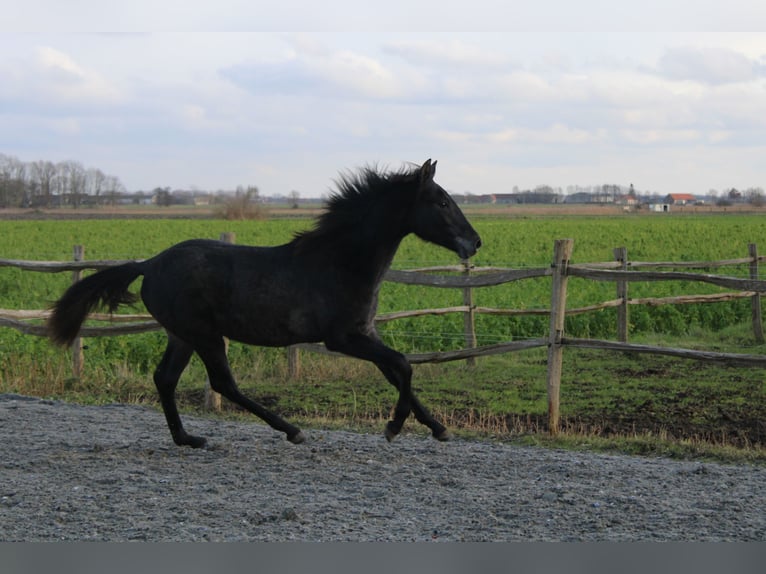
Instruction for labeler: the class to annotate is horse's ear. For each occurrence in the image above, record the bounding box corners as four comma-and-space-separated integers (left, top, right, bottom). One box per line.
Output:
419, 159, 437, 185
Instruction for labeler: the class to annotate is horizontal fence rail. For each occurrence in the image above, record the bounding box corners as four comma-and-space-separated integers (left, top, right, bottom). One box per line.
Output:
1, 237, 765, 433
568, 266, 766, 291
563, 337, 766, 368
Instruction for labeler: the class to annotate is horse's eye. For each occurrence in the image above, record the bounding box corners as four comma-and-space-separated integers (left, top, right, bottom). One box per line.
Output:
439, 200, 448, 208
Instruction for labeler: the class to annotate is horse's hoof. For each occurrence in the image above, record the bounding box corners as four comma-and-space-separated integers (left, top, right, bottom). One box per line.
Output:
179, 435, 207, 449
434, 429, 451, 442
384, 423, 398, 442
288, 431, 306, 445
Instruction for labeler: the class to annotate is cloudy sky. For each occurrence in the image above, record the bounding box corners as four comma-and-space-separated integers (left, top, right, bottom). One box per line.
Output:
2, 1, 765, 197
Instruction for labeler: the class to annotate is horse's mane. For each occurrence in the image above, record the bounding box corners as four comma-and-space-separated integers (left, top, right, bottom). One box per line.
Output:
292, 164, 420, 250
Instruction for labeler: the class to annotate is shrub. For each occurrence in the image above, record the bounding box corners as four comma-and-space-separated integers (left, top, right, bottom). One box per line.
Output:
213, 188, 268, 220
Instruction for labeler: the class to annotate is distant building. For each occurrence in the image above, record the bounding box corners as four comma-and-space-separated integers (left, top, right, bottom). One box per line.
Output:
648, 203, 671, 213
664, 193, 697, 205
564, 192, 593, 204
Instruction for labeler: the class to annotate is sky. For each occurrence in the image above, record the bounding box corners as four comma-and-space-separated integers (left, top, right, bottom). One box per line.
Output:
2, 1, 766, 197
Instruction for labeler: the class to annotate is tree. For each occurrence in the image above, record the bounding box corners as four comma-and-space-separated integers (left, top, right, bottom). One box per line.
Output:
30, 160, 57, 207
0, 155, 126, 209
214, 185, 266, 220
288, 190, 300, 209
745, 187, 764, 207
0, 154, 22, 207
0, 154, 29, 207
87, 168, 107, 205
154, 187, 172, 207
58, 160, 87, 208
104, 175, 125, 206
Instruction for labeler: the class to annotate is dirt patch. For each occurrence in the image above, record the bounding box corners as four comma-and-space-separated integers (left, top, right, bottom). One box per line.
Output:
2, 394, 765, 541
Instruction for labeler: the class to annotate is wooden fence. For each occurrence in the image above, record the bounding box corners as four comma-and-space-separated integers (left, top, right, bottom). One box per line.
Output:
2, 237, 766, 434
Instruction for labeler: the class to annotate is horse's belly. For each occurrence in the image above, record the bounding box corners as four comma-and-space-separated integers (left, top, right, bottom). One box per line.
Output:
223, 307, 323, 347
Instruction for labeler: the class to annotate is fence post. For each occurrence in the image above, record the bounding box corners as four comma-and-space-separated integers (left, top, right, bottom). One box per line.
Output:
204, 232, 236, 412
462, 258, 477, 366
613, 247, 629, 343
749, 243, 764, 344
287, 346, 300, 379
71, 245, 85, 378
546, 238, 574, 436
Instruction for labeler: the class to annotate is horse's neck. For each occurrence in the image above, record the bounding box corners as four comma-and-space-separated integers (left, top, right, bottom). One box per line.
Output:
293, 196, 409, 284
348, 230, 403, 283
370, 237, 403, 284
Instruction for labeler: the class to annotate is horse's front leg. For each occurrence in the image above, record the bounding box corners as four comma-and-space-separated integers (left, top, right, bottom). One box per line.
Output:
376, 362, 449, 441
326, 333, 447, 441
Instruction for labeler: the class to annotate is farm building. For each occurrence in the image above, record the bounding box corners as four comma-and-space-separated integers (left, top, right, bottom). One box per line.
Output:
664, 193, 697, 205
648, 203, 671, 213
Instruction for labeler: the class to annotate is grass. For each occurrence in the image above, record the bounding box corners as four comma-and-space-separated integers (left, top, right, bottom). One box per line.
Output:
0, 214, 761, 371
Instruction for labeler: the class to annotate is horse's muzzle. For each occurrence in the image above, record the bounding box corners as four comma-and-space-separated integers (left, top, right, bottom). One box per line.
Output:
456, 235, 482, 259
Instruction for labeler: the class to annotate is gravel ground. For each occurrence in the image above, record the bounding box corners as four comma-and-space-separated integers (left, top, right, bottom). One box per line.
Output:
1, 393, 764, 541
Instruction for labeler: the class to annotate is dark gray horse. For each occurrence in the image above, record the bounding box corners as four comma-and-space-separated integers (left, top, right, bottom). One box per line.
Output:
48, 160, 481, 448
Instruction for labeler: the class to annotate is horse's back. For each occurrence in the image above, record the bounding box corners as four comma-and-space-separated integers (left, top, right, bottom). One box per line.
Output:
139, 239, 329, 345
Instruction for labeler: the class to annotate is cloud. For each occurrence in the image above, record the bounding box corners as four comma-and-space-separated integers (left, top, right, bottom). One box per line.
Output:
221, 38, 423, 102
37, 46, 123, 103
222, 37, 528, 106
383, 40, 518, 71
619, 128, 702, 145
218, 35, 766, 167
37, 46, 86, 78
436, 123, 601, 146
658, 46, 761, 85
318, 50, 404, 98
0, 44, 123, 113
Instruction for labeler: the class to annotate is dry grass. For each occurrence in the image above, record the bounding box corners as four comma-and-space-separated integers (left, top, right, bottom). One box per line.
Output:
212, 195, 269, 220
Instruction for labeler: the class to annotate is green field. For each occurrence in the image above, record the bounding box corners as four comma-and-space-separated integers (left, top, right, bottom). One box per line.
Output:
1, 213, 764, 370
1, 213, 763, 342
1, 213, 765, 458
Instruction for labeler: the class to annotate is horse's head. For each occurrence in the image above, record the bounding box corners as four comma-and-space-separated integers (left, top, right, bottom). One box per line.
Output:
409, 159, 482, 260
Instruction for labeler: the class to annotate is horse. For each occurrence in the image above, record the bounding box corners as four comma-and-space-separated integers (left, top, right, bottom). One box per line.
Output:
48, 159, 482, 448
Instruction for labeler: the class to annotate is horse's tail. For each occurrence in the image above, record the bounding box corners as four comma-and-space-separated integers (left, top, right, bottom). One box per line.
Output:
48, 262, 144, 347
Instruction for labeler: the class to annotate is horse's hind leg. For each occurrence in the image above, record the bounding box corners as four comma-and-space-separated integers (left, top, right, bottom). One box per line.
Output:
195, 340, 305, 444
153, 334, 204, 448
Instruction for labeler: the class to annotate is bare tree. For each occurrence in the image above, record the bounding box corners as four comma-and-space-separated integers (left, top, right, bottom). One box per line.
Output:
86, 168, 107, 205
214, 185, 266, 220
0, 155, 128, 209
58, 160, 87, 208
745, 187, 764, 207
0, 154, 27, 207
154, 186, 172, 207
30, 160, 57, 207
103, 175, 124, 206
